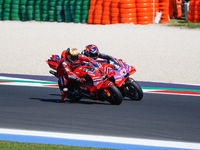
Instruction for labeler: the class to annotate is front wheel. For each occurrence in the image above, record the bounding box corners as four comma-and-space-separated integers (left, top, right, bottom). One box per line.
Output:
123, 81, 143, 101
107, 85, 123, 105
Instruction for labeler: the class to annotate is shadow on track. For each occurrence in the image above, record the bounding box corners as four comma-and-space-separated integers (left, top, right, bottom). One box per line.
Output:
30, 94, 111, 105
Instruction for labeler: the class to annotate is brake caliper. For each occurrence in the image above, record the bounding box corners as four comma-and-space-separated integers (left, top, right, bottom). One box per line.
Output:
103, 89, 111, 97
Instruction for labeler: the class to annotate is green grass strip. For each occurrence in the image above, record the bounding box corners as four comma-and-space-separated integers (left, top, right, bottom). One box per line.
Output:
168, 19, 200, 29
0, 140, 116, 150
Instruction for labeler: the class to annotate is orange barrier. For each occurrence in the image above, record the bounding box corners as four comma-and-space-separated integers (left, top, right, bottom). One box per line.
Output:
87, 0, 171, 25
102, 0, 112, 24
88, 0, 96, 24
159, 0, 169, 23
169, 0, 174, 18
169, 0, 182, 19
111, 0, 120, 24
136, 0, 159, 2
93, 0, 104, 24
175, 0, 182, 18
120, 0, 137, 24
136, 0, 157, 24
188, 0, 200, 23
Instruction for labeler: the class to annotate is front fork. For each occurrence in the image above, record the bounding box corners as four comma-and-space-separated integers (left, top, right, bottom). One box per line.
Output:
119, 78, 135, 97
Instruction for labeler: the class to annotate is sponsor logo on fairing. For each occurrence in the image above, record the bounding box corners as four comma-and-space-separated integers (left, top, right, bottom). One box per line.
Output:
120, 68, 126, 76
93, 78, 102, 82
87, 70, 95, 74
116, 78, 122, 83
94, 82, 100, 85
55, 55, 60, 60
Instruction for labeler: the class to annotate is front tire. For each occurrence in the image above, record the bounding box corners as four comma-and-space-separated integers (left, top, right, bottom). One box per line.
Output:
124, 81, 143, 101
107, 85, 123, 105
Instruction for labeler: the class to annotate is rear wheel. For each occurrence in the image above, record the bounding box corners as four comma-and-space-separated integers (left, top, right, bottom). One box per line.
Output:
124, 81, 143, 101
106, 85, 123, 105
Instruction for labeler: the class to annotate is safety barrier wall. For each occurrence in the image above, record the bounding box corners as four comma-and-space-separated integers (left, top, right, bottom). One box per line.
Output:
159, 0, 169, 23
0, 0, 169, 24
0, 0, 90, 22
188, 0, 200, 23
136, 0, 158, 25
88, 0, 169, 25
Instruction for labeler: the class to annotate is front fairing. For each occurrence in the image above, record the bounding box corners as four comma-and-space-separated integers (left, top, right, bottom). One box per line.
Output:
114, 62, 129, 79
73, 64, 105, 89
46, 54, 61, 70
112, 60, 136, 87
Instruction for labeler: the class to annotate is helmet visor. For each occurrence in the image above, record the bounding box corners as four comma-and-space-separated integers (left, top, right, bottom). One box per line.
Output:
69, 54, 79, 62
90, 53, 98, 60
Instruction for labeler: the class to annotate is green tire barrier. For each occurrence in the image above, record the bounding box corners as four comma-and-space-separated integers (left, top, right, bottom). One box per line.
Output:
0, 0, 3, 20
27, 0, 34, 21
64, 0, 72, 22
69, 0, 76, 21
41, 0, 49, 21
0, 0, 89, 23
20, 0, 27, 21
49, 0, 56, 22
11, 1, 20, 21
74, 0, 82, 23
34, 1, 41, 21
3, 0, 11, 20
82, 0, 89, 23
56, 0, 65, 22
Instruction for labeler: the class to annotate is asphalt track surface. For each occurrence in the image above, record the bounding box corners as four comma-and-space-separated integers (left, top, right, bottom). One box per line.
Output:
0, 84, 200, 144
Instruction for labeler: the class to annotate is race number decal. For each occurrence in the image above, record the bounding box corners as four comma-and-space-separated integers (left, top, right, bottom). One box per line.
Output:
120, 68, 126, 76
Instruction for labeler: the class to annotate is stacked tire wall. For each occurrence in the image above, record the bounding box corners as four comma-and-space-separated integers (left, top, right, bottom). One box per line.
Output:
136, 0, 159, 25
0, 0, 90, 23
159, 0, 169, 23
0, 0, 169, 25
88, 0, 169, 24
188, 0, 200, 23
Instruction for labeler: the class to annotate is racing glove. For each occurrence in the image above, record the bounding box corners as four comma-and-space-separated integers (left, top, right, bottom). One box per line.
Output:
76, 77, 86, 83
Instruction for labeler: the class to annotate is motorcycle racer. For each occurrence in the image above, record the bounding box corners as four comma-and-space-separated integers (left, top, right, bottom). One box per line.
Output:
81, 44, 114, 61
57, 47, 96, 103
82, 44, 120, 70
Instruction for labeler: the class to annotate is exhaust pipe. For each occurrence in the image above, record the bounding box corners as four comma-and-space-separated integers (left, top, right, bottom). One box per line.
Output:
49, 70, 57, 77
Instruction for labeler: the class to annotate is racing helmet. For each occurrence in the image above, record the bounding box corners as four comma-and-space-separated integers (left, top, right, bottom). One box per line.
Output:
85, 44, 100, 60
66, 47, 79, 63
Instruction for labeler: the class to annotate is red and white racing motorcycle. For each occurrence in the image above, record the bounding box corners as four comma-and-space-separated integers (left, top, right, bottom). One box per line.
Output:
98, 58, 143, 101
46, 55, 123, 105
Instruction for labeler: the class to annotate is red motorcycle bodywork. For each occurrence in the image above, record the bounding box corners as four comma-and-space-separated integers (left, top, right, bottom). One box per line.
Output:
97, 58, 136, 88
46, 55, 115, 101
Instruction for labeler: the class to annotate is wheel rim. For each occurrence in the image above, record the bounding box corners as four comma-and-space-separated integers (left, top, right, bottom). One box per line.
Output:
125, 84, 139, 99
103, 88, 117, 103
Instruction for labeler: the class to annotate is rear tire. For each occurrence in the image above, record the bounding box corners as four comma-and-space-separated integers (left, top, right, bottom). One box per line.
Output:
107, 85, 123, 105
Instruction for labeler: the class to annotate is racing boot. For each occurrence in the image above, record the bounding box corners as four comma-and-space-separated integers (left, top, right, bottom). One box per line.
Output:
61, 94, 66, 103
61, 88, 68, 103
